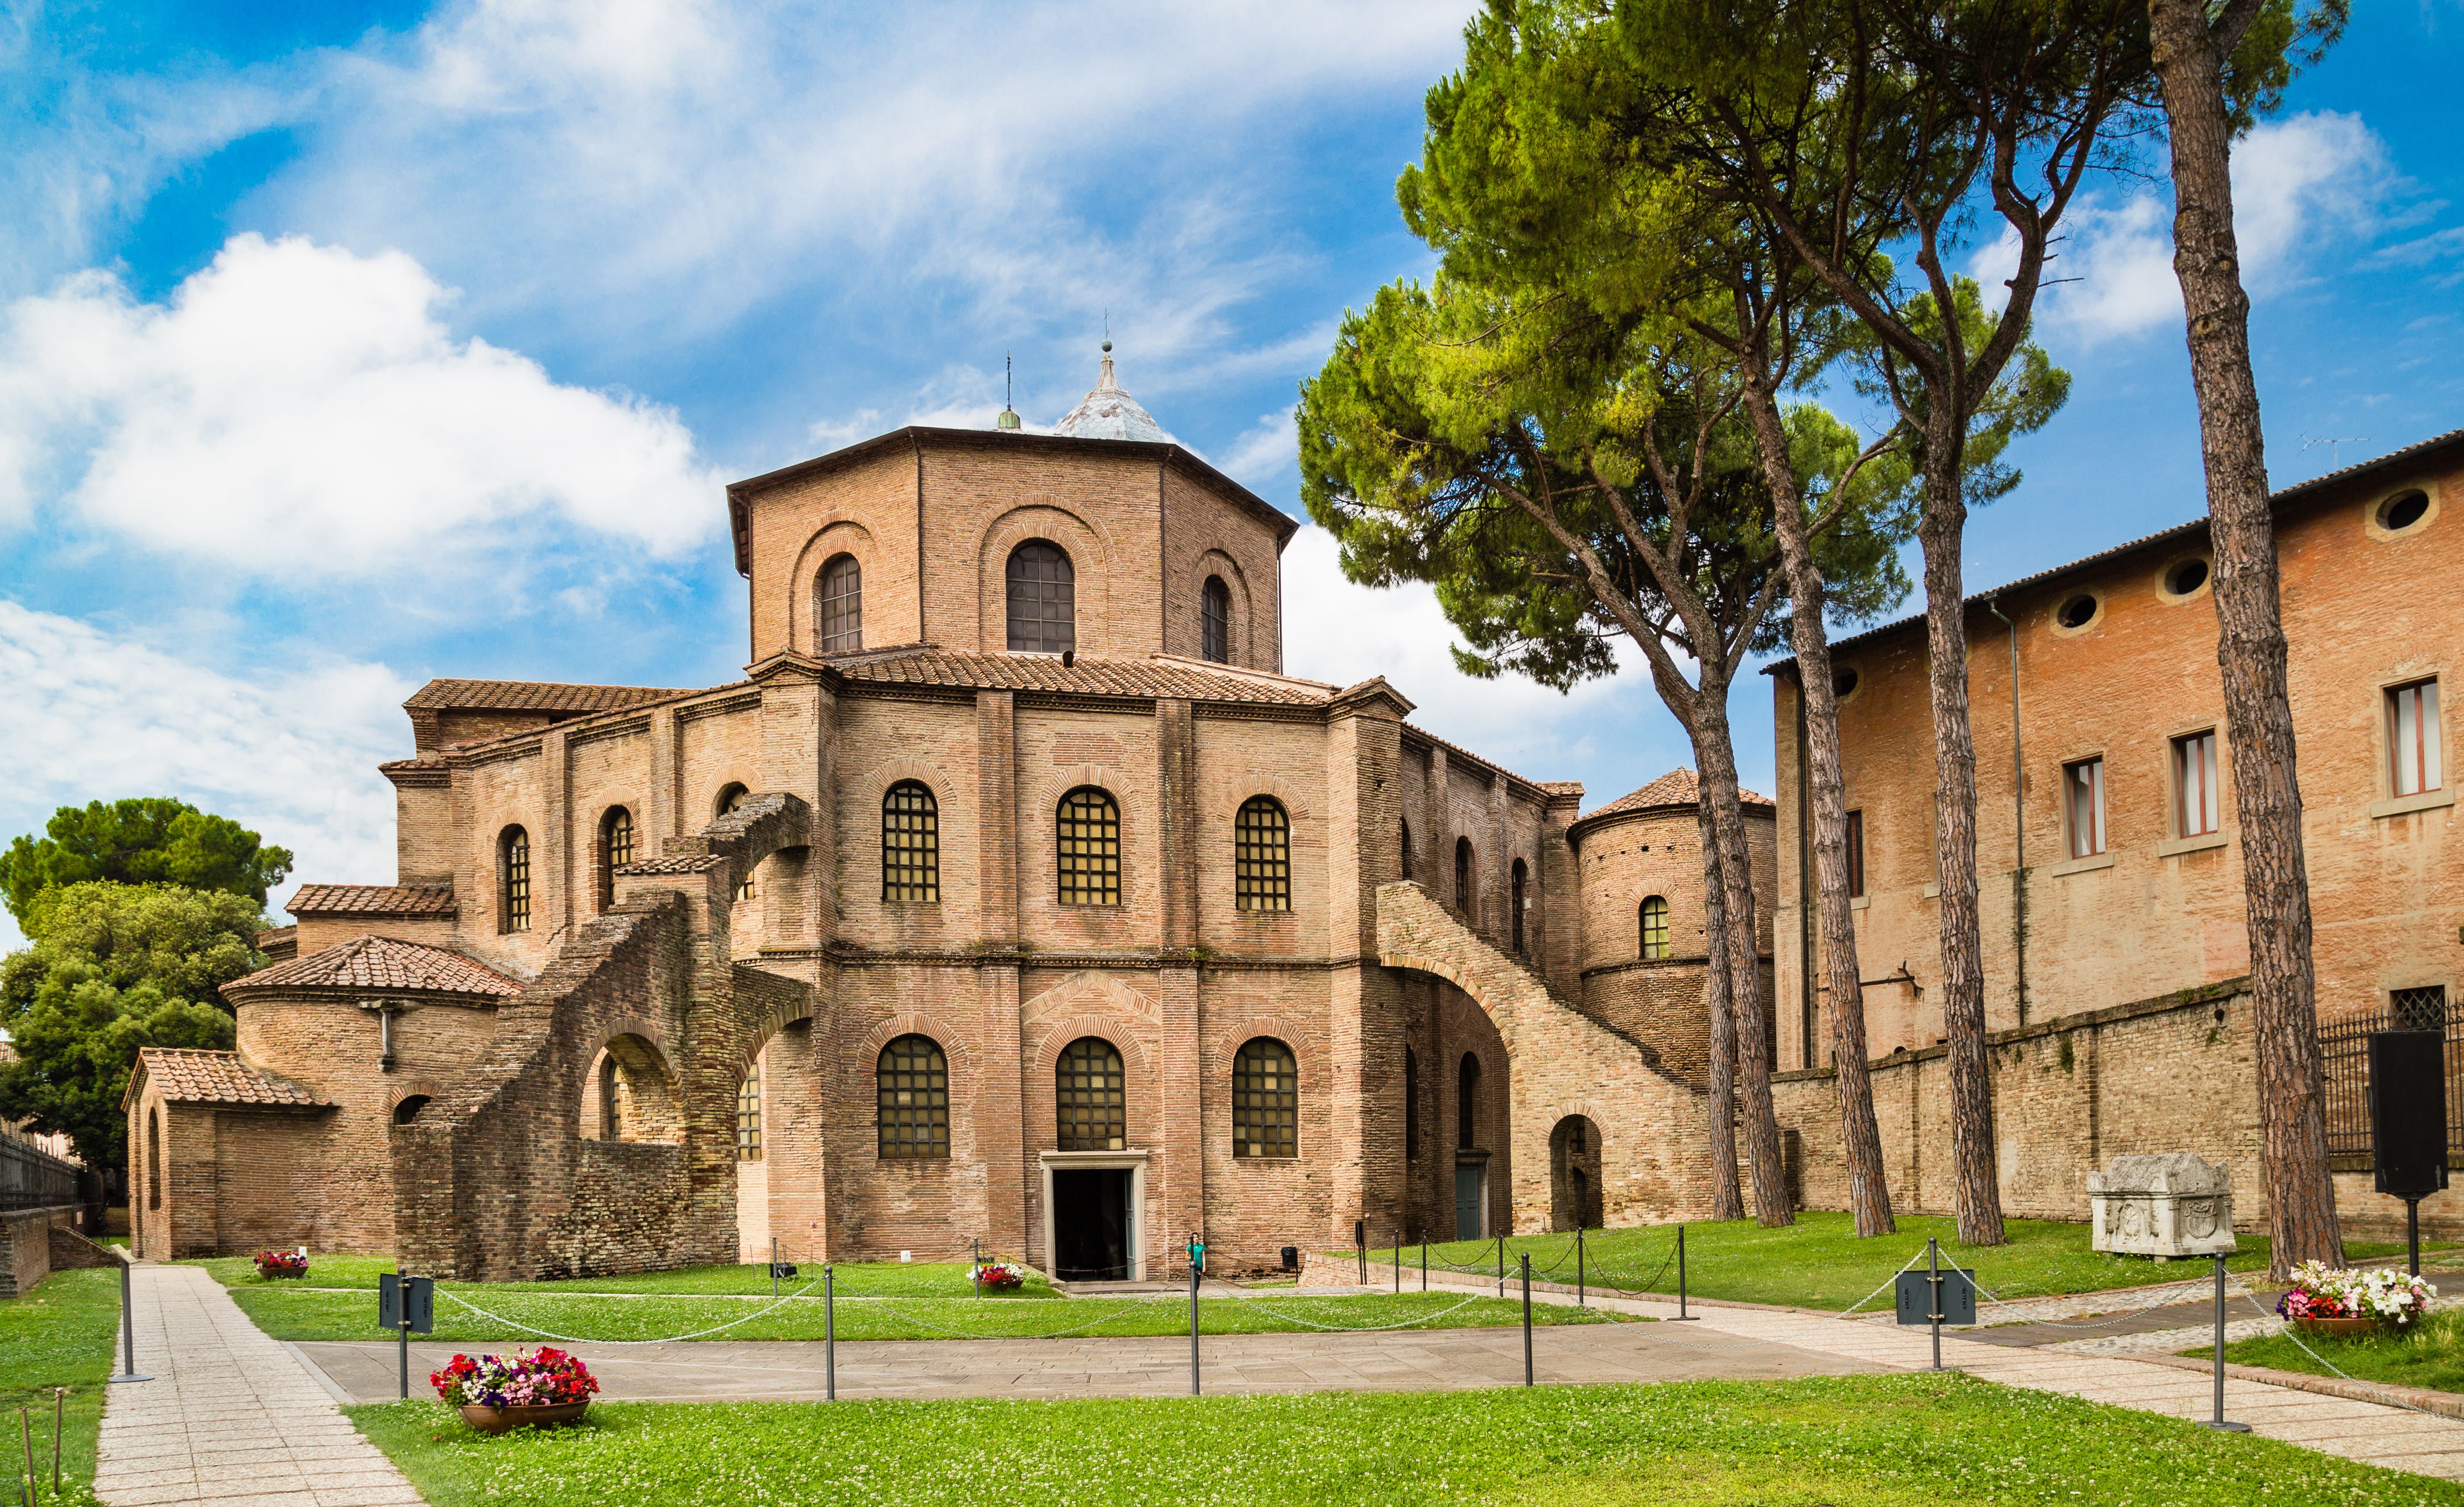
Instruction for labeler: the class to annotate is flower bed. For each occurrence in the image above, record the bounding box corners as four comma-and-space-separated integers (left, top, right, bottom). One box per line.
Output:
254, 1250, 308, 1280
971, 1262, 1027, 1293
2276, 1262, 2437, 1332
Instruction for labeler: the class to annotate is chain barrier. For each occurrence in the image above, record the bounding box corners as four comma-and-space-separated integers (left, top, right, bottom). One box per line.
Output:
1970, 1274, 2219, 1332
864, 1295, 1165, 1342
1195, 1274, 1510, 1333
432, 1273, 830, 1346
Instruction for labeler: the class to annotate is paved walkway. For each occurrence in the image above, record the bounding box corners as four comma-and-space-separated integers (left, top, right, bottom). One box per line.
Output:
95, 1263, 424, 1507
295, 1320, 1878, 1403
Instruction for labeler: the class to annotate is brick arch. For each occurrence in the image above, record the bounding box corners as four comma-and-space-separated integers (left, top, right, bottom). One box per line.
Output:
978, 503, 1116, 655
387, 1081, 445, 1123
851, 757, 960, 814
1029, 764, 1136, 821
1026, 1017, 1154, 1081
1215, 772, 1312, 826
1204, 1015, 1321, 1091
697, 790, 814, 898
1194, 549, 1254, 664
735, 989, 819, 1074
855, 1012, 982, 1080
786, 518, 880, 654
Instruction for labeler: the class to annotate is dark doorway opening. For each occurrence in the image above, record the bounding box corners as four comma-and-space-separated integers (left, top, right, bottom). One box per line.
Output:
1455, 1163, 1483, 1241
1052, 1168, 1131, 1281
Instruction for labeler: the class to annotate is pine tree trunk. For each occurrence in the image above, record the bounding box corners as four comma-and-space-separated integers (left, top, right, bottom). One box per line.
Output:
1917, 415, 2005, 1247
2147, 0, 2342, 1279
1739, 378, 1896, 1236
1694, 695, 1794, 1228
1695, 800, 1746, 1222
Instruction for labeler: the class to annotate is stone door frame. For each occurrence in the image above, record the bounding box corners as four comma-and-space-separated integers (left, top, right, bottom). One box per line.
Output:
1038, 1149, 1150, 1281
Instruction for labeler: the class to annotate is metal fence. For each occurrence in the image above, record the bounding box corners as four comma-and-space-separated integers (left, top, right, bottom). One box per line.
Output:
2321, 986, 2456, 1165
0, 1130, 82, 1212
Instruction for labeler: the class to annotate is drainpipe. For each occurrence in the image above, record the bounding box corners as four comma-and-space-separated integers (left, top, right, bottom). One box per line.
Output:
1793, 668, 1817, 1069
1984, 599, 2028, 1027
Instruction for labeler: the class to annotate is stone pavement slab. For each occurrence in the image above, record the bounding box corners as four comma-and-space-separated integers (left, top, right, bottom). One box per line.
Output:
294, 1317, 1880, 1404
96, 1264, 425, 1507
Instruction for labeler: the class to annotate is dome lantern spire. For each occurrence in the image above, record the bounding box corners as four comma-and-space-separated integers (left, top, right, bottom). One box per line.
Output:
1052, 328, 1169, 443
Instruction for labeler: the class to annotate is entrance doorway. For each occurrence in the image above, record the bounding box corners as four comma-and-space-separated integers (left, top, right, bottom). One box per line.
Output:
1454, 1163, 1483, 1241
1051, 1167, 1132, 1281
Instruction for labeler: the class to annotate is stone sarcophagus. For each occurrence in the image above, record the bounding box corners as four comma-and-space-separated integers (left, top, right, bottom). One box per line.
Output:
2089, 1153, 2237, 1258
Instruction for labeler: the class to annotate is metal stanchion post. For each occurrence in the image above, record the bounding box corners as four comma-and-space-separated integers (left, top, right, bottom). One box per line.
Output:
973, 1237, 981, 1298
1420, 1238, 1427, 1292
1576, 1226, 1585, 1308
2203, 1253, 2249, 1431
2409, 1197, 2424, 1279
109, 1258, 151, 1384
1393, 1229, 1401, 1295
19, 1406, 33, 1507
1671, 1224, 1697, 1320
52, 1389, 63, 1499
1189, 1260, 1202, 1396
1495, 1234, 1504, 1292
1520, 1254, 1534, 1387
772, 1237, 780, 1300
824, 1266, 836, 1401
1927, 1237, 1943, 1372
397, 1311, 410, 1400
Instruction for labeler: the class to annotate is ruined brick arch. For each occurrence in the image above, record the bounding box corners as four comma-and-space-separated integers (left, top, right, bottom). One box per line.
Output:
785, 518, 879, 654
978, 503, 1116, 655
583, 1028, 686, 1145
733, 989, 820, 1076
387, 1081, 444, 1125
697, 790, 815, 899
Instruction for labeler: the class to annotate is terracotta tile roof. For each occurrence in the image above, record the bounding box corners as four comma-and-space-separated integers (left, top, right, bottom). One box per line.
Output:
615, 856, 726, 875
1575, 768, 1776, 830
135, 1049, 329, 1109
287, 884, 455, 918
404, 679, 693, 714
833, 648, 1333, 705
223, 936, 523, 999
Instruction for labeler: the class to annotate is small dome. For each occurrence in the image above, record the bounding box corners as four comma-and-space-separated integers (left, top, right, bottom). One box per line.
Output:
1053, 342, 1170, 443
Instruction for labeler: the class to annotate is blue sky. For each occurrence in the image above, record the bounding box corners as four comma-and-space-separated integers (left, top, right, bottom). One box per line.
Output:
2, 0, 2458, 942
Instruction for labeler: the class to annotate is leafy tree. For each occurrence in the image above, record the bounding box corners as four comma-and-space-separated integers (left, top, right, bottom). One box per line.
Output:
1, 798, 293, 927
2144, 0, 2349, 1276
0, 883, 264, 1175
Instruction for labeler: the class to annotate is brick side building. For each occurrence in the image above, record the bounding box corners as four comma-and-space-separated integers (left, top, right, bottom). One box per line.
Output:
1767, 432, 2461, 1234
126, 350, 1767, 1277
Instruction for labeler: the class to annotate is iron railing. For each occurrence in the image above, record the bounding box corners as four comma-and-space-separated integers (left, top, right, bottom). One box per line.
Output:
0, 1133, 82, 1211
2322, 986, 2456, 1165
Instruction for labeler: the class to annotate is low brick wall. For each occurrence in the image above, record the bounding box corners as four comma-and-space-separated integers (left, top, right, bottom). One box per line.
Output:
1774, 980, 2464, 1241
0, 1205, 111, 1297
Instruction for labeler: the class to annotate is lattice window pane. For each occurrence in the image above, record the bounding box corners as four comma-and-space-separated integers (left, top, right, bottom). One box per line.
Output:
1006, 541, 1076, 654
1231, 1037, 1298, 1158
736, 1059, 762, 1162
1056, 1037, 1126, 1151
877, 1035, 950, 1159
502, 828, 530, 932
1057, 787, 1121, 906
819, 554, 863, 653
1234, 796, 1290, 912
2393, 986, 2451, 1032
882, 781, 941, 903
1639, 896, 1669, 960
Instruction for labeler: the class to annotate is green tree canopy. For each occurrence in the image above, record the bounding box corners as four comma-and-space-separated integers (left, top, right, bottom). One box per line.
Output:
0, 883, 264, 1172
1, 797, 293, 926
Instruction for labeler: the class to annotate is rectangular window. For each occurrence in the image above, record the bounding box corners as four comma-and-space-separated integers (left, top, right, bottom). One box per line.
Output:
1844, 810, 1865, 898
2173, 730, 2220, 837
2064, 757, 2105, 859
2391, 679, 2444, 797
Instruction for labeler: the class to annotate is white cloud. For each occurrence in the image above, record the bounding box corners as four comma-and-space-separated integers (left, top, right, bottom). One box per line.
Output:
1979, 112, 2401, 346
0, 233, 726, 574
1279, 525, 1663, 782
0, 599, 411, 948
1219, 407, 1299, 488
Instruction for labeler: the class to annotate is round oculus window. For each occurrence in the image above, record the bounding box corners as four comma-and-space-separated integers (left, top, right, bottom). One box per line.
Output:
2162, 558, 2209, 597
1832, 667, 1860, 699
2055, 594, 2098, 630
2379, 489, 2430, 533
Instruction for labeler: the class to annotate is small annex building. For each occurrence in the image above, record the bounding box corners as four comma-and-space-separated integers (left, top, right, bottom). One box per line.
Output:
126, 348, 1775, 1279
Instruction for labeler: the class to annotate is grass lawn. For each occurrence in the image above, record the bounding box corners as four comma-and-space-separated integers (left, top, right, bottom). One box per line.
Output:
0, 1268, 123, 1507
1397, 1212, 2438, 1310
183, 1253, 1053, 1298
345, 1371, 2456, 1506
2206, 1306, 2464, 1395
231, 1285, 1615, 1345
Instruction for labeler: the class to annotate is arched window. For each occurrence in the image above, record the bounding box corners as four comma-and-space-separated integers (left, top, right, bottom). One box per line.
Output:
499, 826, 531, 932
877, 1035, 950, 1159
1457, 1053, 1481, 1150
882, 781, 940, 902
597, 806, 634, 912
1201, 575, 1231, 663
1234, 796, 1290, 911
1639, 895, 1670, 960
392, 1095, 430, 1126
1510, 858, 1528, 955
817, 553, 863, 653
1006, 540, 1076, 654
1404, 1047, 1420, 1158
1056, 787, 1121, 906
598, 1053, 620, 1139
147, 1108, 161, 1211
1232, 1038, 1298, 1158
1056, 1037, 1126, 1151
1453, 836, 1474, 916
1401, 819, 1414, 880
716, 786, 755, 901
736, 1058, 762, 1162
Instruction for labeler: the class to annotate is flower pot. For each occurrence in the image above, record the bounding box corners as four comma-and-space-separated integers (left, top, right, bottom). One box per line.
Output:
457, 1401, 590, 1434
2292, 1316, 2381, 1339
